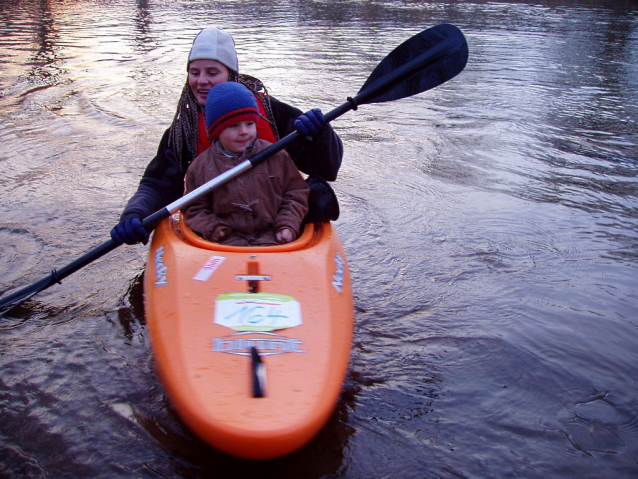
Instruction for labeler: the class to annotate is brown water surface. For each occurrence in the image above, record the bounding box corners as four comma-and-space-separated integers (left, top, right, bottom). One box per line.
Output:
1, 1, 637, 477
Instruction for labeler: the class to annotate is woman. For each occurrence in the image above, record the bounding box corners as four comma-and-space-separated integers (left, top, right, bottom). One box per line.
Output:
111, 27, 343, 245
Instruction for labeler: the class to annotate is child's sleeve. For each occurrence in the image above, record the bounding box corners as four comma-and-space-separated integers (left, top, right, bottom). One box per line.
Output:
183, 161, 230, 241
274, 153, 310, 235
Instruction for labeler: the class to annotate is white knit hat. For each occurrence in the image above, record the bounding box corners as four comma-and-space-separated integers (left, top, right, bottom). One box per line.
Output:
187, 27, 239, 73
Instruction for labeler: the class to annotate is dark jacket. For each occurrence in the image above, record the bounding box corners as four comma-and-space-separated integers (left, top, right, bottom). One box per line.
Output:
184, 139, 309, 246
120, 97, 342, 222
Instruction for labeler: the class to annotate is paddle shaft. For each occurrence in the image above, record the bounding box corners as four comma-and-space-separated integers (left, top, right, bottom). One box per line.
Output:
0, 24, 468, 315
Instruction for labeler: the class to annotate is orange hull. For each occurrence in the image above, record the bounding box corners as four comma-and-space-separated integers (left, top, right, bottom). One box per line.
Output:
143, 215, 354, 459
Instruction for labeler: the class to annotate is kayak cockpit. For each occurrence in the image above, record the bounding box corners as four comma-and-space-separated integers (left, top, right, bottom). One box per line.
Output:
167, 212, 318, 253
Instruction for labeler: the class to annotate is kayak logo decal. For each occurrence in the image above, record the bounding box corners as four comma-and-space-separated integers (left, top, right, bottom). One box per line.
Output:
332, 251, 345, 294
212, 331, 306, 356
154, 245, 168, 287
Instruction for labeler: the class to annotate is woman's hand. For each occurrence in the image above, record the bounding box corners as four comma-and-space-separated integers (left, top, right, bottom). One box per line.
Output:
110, 216, 149, 245
294, 108, 325, 141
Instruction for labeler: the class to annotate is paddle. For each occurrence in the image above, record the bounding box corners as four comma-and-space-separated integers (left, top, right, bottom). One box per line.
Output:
0, 23, 468, 317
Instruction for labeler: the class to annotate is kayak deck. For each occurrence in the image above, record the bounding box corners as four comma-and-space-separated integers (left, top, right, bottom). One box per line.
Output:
144, 215, 354, 459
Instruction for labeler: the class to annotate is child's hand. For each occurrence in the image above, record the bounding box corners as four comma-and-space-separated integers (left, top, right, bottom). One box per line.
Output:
276, 227, 295, 244
211, 225, 230, 242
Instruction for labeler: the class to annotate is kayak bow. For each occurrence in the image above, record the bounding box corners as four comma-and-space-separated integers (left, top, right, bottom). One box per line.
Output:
144, 215, 354, 459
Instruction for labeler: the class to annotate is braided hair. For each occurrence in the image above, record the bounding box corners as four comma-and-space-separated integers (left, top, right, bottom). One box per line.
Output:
167, 72, 278, 172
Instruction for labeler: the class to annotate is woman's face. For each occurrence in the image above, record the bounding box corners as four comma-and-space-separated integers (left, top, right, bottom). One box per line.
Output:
188, 59, 231, 106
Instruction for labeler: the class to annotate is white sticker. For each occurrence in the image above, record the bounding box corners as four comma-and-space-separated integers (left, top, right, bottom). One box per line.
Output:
193, 255, 225, 282
214, 292, 302, 332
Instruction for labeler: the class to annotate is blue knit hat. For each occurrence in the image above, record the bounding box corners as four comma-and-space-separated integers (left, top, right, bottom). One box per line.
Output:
205, 82, 260, 141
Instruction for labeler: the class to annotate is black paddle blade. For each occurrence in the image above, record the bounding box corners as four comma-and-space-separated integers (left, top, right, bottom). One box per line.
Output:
357, 23, 468, 105
0, 239, 118, 317
0, 275, 57, 317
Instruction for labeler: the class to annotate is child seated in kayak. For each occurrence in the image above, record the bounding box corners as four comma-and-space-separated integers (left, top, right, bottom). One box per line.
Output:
183, 82, 309, 246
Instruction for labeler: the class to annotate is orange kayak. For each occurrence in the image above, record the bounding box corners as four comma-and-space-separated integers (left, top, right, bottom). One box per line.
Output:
143, 214, 354, 459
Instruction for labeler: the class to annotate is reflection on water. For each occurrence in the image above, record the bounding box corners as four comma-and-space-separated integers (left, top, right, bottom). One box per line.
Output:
0, 0, 637, 477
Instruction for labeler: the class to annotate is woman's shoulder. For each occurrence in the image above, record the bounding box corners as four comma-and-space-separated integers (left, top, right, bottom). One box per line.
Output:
237, 73, 302, 117
269, 95, 302, 117
237, 73, 266, 93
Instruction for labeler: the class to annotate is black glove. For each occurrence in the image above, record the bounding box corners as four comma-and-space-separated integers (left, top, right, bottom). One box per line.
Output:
110, 216, 149, 245
304, 175, 340, 224
294, 108, 325, 141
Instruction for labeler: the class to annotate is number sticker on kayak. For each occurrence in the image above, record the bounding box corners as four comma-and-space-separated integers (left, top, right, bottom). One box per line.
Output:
214, 292, 302, 332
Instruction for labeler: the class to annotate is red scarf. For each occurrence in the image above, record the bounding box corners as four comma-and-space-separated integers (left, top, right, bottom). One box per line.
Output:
197, 112, 211, 154
254, 93, 277, 144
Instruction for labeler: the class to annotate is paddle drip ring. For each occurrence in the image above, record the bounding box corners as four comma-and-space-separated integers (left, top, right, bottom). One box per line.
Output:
51, 269, 62, 284
346, 97, 358, 110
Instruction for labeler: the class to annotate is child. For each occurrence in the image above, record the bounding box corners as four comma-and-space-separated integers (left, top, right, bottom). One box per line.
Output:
183, 82, 310, 246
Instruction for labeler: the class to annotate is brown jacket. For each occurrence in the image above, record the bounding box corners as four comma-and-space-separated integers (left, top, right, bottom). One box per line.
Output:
184, 139, 309, 246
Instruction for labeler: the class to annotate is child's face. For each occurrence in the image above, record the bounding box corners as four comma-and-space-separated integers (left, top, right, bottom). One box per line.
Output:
188, 59, 231, 106
218, 120, 257, 153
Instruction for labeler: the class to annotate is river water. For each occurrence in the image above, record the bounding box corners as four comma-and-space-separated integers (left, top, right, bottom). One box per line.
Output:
1, 0, 637, 477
